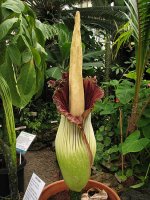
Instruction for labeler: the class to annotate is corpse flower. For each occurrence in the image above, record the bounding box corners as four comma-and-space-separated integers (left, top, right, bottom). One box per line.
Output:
48, 11, 104, 192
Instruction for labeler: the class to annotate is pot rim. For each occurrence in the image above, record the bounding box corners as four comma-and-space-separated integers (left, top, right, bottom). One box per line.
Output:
39, 179, 120, 200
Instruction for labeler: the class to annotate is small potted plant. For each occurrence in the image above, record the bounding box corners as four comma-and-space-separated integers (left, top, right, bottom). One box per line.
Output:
40, 11, 120, 200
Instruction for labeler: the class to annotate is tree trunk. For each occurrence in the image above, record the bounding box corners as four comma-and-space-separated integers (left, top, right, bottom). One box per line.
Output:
127, 80, 140, 135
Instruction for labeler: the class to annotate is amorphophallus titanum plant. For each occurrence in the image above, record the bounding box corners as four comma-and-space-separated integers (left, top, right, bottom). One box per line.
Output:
48, 11, 104, 192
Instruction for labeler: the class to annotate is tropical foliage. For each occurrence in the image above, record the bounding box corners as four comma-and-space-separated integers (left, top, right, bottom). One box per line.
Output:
0, 0, 47, 199
114, 0, 150, 133
0, 0, 48, 109
0, 0, 150, 198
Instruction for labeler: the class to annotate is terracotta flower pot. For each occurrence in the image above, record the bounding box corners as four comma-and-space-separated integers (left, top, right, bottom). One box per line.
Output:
39, 179, 120, 200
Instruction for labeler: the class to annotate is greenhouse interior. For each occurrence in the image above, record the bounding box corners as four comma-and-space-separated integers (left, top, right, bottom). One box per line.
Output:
0, 0, 150, 200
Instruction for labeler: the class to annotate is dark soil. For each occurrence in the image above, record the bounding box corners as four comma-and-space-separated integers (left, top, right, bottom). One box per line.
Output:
48, 190, 70, 200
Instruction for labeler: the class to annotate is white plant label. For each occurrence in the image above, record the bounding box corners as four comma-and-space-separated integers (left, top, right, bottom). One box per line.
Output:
23, 173, 45, 200
16, 131, 36, 154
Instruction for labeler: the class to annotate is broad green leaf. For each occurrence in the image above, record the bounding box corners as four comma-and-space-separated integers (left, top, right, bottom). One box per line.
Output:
0, 53, 21, 106
121, 132, 150, 155
35, 27, 45, 47
116, 81, 134, 104
7, 44, 21, 66
142, 125, 150, 138
146, 68, 150, 74
126, 169, 133, 177
143, 108, 150, 118
46, 67, 62, 80
2, 0, 25, 13
60, 42, 71, 61
36, 43, 47, 56
0, 18, 18, 40
22, 50, 32, 64
57, 23, 71, 45
1, 6, 12, 19
130, 182, 145, 188
116, 69, 119, 75
17, 60, 36, 95
96, 133, 103, 142
99, 126, 105, 132
107, 145, 118, 154
109, 80, 119, 86
124, 71, 137, 80
96, 143, 104, 153
17, 60, 36, 108
35, 67, 45, 98
93, 101, 117, 114
83, 50, 103, 61
125, 130, 140, 142
122, 138, 150, 155
138, 117, 150, 127
115, 173, 127, 182
83, 62, 103, 68
104, 137, 111, 146
31, 48, 41, 66
82, 66, 93, 71
100, 103, 116, 115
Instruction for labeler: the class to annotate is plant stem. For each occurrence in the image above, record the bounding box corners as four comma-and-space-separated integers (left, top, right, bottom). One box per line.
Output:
119, 108, 124, 175
2, 143, 19, 200
145, 163, 150, 180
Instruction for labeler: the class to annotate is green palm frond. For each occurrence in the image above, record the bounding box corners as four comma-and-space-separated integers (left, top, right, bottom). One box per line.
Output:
63, 6, 128, 33
125, 0, 150, 83
122, 0, 150, 133
26, 0, 128, 33
36, 20, 70, 41
91, 0, 111, 6
113, 21, 133, 57
25, 0, 81, 23
91, 0, 125, 6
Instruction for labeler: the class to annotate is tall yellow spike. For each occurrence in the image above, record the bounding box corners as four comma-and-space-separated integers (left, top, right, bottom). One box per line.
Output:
69, 11, 84, 116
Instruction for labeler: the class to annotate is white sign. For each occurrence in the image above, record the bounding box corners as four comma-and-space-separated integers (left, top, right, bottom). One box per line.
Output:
23, 173, 45, 200
16, 131, 36, 153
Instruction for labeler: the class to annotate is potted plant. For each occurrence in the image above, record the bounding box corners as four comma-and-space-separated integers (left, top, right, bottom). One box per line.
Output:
0, 0, 47, 199
40, 11, 120, 200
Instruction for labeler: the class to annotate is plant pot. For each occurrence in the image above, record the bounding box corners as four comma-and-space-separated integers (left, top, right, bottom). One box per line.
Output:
0, 153, 26, 197
39, 180, 120, 200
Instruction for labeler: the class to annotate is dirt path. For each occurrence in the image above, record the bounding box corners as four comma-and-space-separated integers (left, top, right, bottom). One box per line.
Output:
24, 147, 60, 189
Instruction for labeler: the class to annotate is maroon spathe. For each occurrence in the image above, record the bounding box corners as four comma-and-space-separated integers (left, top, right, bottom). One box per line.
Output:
48, 73, 104, 126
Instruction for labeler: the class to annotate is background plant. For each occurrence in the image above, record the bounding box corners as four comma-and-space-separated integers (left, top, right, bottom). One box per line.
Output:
0, 0, 47, 199
93, 76, 150, 187
17, 99, 59, 146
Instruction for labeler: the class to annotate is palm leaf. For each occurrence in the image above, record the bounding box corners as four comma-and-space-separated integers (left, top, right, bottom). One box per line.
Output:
63, 6, 128, 33
124, 0, 150, 133
125, 0, 150, 84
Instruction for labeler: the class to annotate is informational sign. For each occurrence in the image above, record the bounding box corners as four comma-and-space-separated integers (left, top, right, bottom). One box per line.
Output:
23, 173, 45, 200
16, 131, 36, 154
